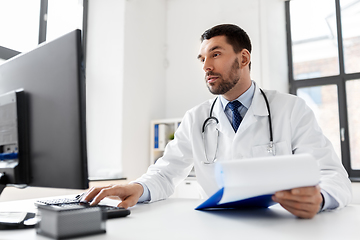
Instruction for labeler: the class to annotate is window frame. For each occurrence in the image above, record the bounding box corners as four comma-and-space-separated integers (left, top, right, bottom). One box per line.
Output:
285, 0, 360, 181
0, 46, 20, 60
0, 0, 88, 63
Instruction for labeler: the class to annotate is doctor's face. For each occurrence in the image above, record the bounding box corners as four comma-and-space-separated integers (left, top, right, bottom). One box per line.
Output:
197, 35, 242, 96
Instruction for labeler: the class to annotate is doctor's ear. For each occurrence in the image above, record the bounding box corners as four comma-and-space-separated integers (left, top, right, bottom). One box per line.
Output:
239, 49, 251, 69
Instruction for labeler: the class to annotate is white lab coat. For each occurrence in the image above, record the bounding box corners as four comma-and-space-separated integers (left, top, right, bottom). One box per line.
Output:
137, 84, 352, 209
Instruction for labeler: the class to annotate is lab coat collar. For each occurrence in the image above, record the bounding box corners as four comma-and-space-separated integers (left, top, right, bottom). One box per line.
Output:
233, 83, 269, 138
251, 83, 269, 117
213, 96, 236, 138
212, 82, 268, 138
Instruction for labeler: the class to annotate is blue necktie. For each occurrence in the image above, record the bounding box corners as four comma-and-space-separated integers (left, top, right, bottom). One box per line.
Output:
227, 100, 243, 132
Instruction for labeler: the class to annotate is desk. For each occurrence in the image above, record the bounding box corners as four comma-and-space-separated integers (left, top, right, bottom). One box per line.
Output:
1, 197, 360, 240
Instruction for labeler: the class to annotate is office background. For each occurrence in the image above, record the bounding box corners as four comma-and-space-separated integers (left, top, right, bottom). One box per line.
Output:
1, 0, 358, 185
85, 0, 288, 181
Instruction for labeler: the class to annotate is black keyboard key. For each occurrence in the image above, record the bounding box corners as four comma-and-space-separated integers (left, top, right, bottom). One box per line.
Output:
35, 198, 130, 219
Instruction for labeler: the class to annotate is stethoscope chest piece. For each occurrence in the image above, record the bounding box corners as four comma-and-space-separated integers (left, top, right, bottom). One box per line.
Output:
267, 141, 276, 156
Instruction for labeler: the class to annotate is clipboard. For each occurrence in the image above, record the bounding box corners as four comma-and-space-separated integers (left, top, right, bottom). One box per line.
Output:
195, 188, 275, 210
195, 154, 320, 210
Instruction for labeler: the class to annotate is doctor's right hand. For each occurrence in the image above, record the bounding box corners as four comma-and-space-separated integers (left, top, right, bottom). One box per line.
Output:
81, 183, 144, 209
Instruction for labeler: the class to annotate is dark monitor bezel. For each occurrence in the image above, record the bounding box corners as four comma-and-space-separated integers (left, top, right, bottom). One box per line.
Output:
0, 29, 89, 190
0, 89, 30, 185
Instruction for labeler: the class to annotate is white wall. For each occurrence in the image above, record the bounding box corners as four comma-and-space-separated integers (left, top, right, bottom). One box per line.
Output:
86, 0, 167, 180
86, 0, 126, 179
121, 0, 167, 180
258, 0, 288, 93
86, 0, 288, 181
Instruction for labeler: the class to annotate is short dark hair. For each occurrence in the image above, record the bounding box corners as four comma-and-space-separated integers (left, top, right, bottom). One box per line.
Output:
201, 24, 252, 70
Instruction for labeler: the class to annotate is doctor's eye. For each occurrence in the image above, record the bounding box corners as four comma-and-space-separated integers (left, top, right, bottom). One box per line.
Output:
213, 53, 220, 58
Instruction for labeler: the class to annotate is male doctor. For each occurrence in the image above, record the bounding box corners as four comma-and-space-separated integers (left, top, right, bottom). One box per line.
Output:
83, 24, 352, 219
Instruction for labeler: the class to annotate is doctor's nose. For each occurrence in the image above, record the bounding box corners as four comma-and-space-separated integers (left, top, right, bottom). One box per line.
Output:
203, 59, 214, 72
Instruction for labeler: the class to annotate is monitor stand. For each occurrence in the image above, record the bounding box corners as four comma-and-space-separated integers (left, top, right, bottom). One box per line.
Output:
0, 184, 5, 196
0, 173, 37, 230
0, 172, 8, 195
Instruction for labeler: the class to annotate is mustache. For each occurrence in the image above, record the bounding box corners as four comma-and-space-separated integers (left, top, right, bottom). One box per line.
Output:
205, 71, 222, 78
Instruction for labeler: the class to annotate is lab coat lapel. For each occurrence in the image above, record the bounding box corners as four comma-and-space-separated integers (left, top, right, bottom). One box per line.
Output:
212, 85, 268, 139
213, 97, 235, 139
236, 85, 268, 137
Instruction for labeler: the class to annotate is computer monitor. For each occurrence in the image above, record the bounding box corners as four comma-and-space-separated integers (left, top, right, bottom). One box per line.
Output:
0, 89, 29, 187
0, 29, 88, 195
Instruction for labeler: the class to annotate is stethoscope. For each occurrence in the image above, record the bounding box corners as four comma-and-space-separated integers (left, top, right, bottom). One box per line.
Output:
201, 88, 274, 164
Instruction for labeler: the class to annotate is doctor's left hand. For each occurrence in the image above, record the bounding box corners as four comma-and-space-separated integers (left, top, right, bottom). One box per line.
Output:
272, 185, 323, 219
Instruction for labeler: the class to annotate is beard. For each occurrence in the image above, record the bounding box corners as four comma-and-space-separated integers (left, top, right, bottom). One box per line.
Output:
206, 57, 240, 95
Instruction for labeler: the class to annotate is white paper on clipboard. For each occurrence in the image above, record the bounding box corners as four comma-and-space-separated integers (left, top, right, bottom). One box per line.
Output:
215, 154, 320, 205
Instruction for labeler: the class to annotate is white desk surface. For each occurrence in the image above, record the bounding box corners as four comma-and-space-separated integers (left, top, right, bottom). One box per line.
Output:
1, 196, 360, 240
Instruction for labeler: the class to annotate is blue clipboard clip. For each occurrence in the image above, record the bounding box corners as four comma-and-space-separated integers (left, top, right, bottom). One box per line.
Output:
195, 187, 277, 210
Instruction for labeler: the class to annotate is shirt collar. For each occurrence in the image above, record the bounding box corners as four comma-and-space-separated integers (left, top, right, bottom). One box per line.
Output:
219, 81, 255, 111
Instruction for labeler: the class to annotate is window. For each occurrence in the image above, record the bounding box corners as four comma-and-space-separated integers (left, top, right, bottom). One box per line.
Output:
46, 0, 85, 42
0, 0, 40, 53
286, 0, 360, 180
0, 0, 87, 62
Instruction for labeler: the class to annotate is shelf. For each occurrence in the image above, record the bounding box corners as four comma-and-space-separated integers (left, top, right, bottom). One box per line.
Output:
150, 118, 182, 166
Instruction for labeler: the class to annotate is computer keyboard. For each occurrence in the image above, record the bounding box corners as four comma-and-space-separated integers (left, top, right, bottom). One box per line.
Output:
35, 196, 83, 206
35, 195, 130, 219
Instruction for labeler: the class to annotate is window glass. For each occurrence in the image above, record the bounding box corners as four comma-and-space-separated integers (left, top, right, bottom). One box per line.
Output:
346, 79, 360, 169
290, 0, 339, 80
297, 85, 341, 159
46, 0, 83, 41
0, 0, 40, 52
341, 0, 360, 74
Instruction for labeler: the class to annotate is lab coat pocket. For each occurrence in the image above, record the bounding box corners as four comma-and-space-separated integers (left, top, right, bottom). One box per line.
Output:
251, 141, 291, 157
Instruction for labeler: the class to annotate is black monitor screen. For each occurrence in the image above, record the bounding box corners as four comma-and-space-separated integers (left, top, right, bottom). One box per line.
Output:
0, 30, 88, 190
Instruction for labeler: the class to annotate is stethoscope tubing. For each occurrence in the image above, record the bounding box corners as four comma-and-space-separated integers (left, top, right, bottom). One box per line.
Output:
259, 88, 273, 143
202, 98, 219, 132
202, 88, 274, 148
